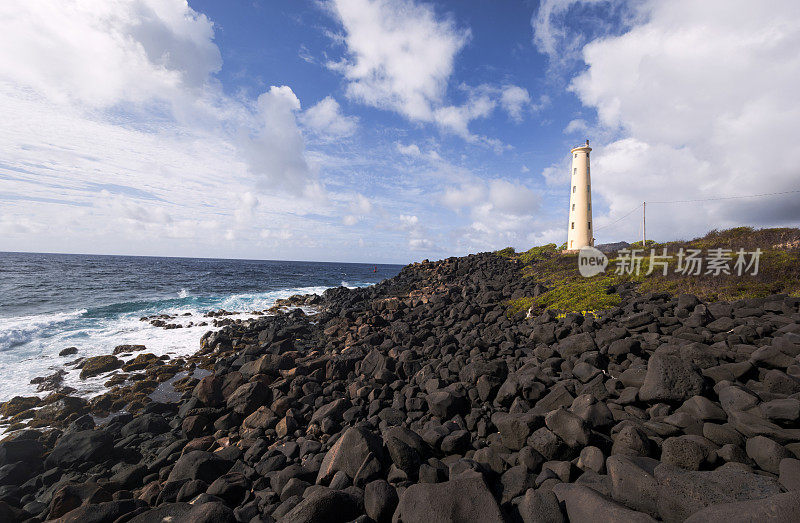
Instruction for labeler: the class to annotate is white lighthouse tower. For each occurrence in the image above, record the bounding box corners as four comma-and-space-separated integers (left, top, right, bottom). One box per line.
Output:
566, 140, 594, 251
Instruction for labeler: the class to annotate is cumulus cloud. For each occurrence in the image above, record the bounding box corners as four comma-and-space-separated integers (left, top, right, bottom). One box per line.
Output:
0, 0, 325, 258
570, 0, 800, 241
342, 193, 373, 225
300, 96, 358, 138
500, 85, 532, 122
531, 0, 636, 69
488, 179, 540, 215
240, 85, 318, 194
563, 118, 588, 134
441, 179, 541, 249
409, 238, 435, 251
0, 0, 458, 262
0, 0, 221, 108
441, 183, 485, 211
327, 0, 527, 143
327, 0, 470, 122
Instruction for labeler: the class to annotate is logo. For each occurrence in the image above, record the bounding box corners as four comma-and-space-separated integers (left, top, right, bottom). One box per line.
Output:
578, 246, 608, 277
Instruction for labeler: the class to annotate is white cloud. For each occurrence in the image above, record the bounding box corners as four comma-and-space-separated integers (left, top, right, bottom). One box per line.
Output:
0, 1, 338, 258
409, 238, 435, 251
300, 96, 358, 138
341, 193, 373, 225
531, 0, 635, 68
327, 0, 470, 122
500, 85, 532, 122
397, 142, 442, 161
563, 118, 588, 134
327, 0, 515, 144
398, 214, 419, 227
488, 179, 540, 215
240, 85, 319, 194
432, 94, 495, 139
0, 0, 221, 108
397, 143, 422, 157
441, 183, 485, 211
0, 214, 44, 236
440, 179, 541, 250
571, 0, 800, 241
351, 193, 373, 214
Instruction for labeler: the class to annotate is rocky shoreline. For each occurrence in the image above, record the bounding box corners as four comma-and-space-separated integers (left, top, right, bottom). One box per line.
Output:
0, 252, 799, 522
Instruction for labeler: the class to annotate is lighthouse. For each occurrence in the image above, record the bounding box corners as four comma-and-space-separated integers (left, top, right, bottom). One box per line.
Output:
566, 140, 594, 251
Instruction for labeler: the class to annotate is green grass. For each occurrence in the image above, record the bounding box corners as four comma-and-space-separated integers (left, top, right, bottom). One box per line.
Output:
500, 227, 800, 315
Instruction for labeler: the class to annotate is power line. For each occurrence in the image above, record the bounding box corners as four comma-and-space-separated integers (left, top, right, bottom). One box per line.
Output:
594, 188, 800, 233
594, 203, 642, 231
648, 189, 800, 204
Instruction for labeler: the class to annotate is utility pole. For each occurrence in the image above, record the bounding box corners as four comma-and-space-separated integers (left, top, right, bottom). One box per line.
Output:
642, 201, 646, 248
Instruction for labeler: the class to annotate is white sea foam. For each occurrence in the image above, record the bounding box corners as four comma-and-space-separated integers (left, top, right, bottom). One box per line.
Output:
177, 288, 189, 298
0, 309, 88, 352
0, 285, 344, 403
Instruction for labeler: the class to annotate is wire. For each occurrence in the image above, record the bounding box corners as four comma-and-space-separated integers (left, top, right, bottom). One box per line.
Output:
594, 203, 642, 231
592, 189, 800, 239
648, 189, 800, 204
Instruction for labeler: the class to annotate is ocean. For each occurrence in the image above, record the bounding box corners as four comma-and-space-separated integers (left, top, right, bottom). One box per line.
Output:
0, 252, 403, 403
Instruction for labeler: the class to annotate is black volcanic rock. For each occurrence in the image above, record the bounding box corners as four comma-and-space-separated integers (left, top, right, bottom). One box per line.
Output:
1, 251, 799, 522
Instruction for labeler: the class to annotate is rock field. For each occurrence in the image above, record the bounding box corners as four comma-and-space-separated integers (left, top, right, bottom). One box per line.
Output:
1, 252, 799, 522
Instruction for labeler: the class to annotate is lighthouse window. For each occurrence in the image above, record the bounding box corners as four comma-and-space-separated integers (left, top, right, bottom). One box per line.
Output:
588, 222, 592, 229
571, 222, 575, 229
587, 184, 590, 191
573, 168, 577, 175
588, 203, 591, 211
572, 186, 576, 193
572, 204, 575, 211
574, 154, 577, 158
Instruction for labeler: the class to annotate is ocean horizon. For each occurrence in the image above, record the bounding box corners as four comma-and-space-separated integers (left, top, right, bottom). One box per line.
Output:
0, 251, 403, 403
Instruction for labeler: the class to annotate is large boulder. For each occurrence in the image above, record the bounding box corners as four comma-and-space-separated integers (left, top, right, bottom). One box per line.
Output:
516, 488, 564, 523
79, 355, 122, 379
0, 438, 44, 467
684, 491, 800, 523
607, 455, 660, 518
426, 388, 469, 419
34, 396, 89, 422
317, 426, 384, 484
655, 463, 785, 522
639, 352, 704, 403
48, 481, 111, 519
279, 488, 361, 523
492, 412, 538, 451
392, 472, 503, 523
127, 502, 234, 523
552, 483, 656, 522
545, 407, 590, 447
120, 413, 169, 437
45, 430, 112, 468
53, 499, 147, 523
167, 451, 232, 484
226, 382, 270, 416
365, 480, 399, 523
557, 333, 597, 358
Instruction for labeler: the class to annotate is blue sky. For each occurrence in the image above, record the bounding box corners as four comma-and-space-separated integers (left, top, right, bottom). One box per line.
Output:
1, 0, 798, 263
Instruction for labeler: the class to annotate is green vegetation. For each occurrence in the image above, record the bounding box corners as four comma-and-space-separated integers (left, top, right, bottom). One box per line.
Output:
518, 243, 558, 264
495, 246, 515, 257
628, 239, 656, 249
501, 227, 800, 316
